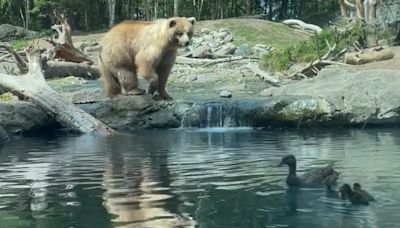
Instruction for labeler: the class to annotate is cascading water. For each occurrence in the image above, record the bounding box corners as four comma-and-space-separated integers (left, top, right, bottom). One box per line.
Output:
199, 102, 242, 128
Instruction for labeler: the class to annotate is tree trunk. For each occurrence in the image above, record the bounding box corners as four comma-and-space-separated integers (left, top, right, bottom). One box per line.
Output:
338, 0, 348, 18
354, 0, 364, 19
246, 0, 251, 15
0, 48, 115, 135
366, 0, 377, 23
174, 0, 180, 16
344, 48, 394, 65
108, 0, 116, 27
25, 0, 30, 29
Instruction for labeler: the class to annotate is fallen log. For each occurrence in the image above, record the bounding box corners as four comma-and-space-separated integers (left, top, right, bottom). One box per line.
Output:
344, 47, 395, 65
282, 19, 323, 34
0, 47, 114, 135
44, 61, 100, 79
245, 62, 280, 86
176, 56, 256, 65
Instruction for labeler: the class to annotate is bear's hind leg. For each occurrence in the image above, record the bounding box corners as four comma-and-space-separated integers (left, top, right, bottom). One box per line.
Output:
116, 69, 145, 95
100, 66, 120, 98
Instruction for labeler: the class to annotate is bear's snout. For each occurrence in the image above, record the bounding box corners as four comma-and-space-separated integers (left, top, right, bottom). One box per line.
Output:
183, 41, 190, 47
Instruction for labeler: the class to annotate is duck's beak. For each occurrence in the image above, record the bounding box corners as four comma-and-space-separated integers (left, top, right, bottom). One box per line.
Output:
276, 161, 284, 167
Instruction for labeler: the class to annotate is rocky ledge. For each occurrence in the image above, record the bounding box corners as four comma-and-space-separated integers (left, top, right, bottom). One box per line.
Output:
0, 67, 400, 136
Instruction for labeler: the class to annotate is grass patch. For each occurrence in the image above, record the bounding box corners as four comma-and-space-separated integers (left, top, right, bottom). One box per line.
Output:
0, 93, 17, 101
196, 19, 310, 49
10, 39, 30, 50
260, 22, 378, 71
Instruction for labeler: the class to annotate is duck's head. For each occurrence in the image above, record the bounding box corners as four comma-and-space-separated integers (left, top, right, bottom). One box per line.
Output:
277, 155, 296, 167
339, 184, 352, 194
353, 183, 361, 190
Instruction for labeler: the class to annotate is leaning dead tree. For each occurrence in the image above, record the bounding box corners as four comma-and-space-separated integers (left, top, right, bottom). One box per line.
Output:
0, 14, 99, 79
0, 46, 114, 135
49, 12, 93, 63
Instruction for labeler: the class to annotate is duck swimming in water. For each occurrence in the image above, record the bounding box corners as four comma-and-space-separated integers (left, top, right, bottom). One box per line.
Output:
352, 183, 375, 202
277, 155, 339, 188
339, 183, 372, 205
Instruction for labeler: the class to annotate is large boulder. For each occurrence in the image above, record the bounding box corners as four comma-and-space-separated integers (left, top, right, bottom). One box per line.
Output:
261, 67, 400, 125
0, 101, 54, 134
0, 24, 39, 41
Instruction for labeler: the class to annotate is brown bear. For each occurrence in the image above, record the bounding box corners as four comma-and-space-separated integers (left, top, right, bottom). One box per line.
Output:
98, 17, 195, 100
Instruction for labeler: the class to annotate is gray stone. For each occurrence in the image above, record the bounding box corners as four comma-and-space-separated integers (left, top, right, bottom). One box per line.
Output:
214, 43, 236, 56
208, 41, 221, 49
261, 67, 400, 125
252, 44, 271, 56
224, 34, 234, 42
201, 28, 211, 34
219, 90, 232, 98
0, 24, 39, 41
217, 31, 229, 39
203, 35, 213, 41
219, 28, 229, 33
0, 101, 54, 134
191, 45, 211, 58
234, 43, 252, 56
185, 75, 198, 82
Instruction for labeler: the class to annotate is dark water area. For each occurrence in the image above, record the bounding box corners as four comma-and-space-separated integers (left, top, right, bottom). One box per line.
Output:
1, 128, 400, 228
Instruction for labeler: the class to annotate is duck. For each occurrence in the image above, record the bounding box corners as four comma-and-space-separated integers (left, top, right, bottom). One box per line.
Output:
277, 154, 339, 188
352, 183, 375, 202
339, 183, 372, 205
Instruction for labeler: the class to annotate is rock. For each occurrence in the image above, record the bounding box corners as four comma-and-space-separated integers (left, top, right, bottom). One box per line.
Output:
217, 31, 229, 39
219, 28, 229, 33
207, 41, 221, 49
177, 46, 191, 56
191, 45, 211, 58
234, 43, 252, 56
261, 68, 400, 125
0, 24, 39, 41
0, 101, 54, 134
185, 75, 198, 83
252, 44, 271, 57
224, 34, 234, 42
201, 28, 210, 34
214, 43, 236, 56
203, 34, 213, 41
219, 90, 232, 98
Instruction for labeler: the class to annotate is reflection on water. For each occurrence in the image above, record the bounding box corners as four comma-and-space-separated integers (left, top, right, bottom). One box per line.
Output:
1, 128, 400, 227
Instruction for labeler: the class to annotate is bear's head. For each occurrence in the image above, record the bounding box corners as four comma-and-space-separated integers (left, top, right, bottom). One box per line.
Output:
167, 17, 196, 47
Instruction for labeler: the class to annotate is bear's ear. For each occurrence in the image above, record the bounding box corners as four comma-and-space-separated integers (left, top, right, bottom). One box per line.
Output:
188, 17, 196, 25
168, 18, 176, 28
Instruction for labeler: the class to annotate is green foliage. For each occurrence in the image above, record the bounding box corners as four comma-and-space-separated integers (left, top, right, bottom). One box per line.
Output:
261, 29, 336, 71
10, 39, 29, 50
260, 22, 386, 72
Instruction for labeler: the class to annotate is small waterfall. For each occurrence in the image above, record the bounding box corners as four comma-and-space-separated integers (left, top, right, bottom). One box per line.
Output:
200, 102, 240, 128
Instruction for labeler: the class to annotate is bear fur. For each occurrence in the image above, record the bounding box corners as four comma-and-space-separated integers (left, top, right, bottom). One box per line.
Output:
98, 17, 196, 99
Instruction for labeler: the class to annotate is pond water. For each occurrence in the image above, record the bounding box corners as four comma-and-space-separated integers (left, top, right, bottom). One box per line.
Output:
1, 128, 400, 228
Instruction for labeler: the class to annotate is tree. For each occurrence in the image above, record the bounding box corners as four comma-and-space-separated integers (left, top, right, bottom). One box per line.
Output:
174, 0, 179, 16
107, 0, 116, 27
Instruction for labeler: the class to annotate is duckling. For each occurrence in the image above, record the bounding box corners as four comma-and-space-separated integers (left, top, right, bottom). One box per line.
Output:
339, 184, 370, 205
353, 183, 375, 202
277, 155, 339, 188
